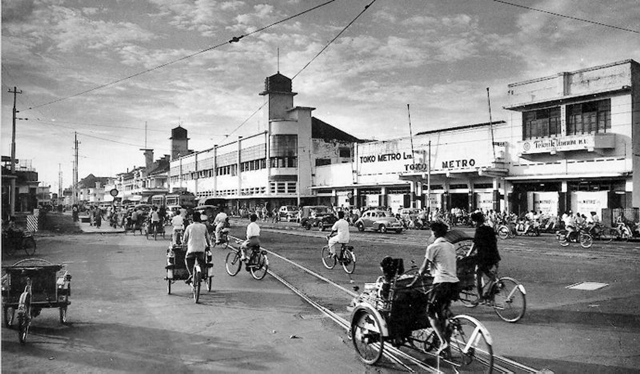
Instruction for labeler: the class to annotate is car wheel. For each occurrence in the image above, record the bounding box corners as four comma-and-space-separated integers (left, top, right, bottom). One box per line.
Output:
357, 223, 364, 232
379, 225, 387, 233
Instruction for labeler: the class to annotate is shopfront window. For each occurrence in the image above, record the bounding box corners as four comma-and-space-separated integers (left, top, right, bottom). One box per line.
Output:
566, 99, 610, 135
522, 107, 560, 140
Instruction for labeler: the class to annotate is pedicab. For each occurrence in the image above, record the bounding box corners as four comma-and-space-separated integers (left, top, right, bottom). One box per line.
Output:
348, 231, 494, 371
164, 244, 213, 303
1, 258, 72, 344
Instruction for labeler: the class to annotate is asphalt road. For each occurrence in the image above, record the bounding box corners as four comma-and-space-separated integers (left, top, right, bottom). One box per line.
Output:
3, 216, 640, 373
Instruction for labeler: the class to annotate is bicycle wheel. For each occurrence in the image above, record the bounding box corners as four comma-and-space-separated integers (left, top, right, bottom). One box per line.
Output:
558, 234, 569, 247
492, 277, 526, 323
154, 226, 157, 241
59, 306, 67, 324
580, 233, 593, 249
17, 294, 31, 345
351, 310, 384, 365
192, 269, 201, 303
321, 246, 336, 269
4, 306, 15, 328
250, 253, 269, 280
447, 315, 493, 372
167, 279, 172, 295
497, 226, 509, 240
23, 237, 36, 256
455, 243, 473, 259
341, 250, 356, 274
225, 251, 241, 276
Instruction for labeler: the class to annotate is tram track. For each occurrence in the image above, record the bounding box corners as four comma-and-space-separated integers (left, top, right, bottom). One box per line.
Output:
227, 231, 543, 373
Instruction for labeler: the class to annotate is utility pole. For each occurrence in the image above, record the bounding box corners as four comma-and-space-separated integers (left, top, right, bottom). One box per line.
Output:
73, 132, 79, 205
8, 87, 22, 216
58, 163, 63, 206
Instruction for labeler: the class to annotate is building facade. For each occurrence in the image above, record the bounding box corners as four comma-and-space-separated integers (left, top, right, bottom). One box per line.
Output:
168, 72, 360, 211
504, 59, 639, 221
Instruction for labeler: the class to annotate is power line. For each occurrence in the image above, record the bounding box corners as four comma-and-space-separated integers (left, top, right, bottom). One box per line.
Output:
29, 0, 338, 111
228, 0, 377, 137
492, 0, 640, 34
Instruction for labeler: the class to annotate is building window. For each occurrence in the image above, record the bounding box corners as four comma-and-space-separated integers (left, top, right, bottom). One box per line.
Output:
270, 156, 297, 168
315, 158, 331, 166
567, 99, 610, 135
270, 135, 297, 157
339, 148, 351, 158
522, 107, 560, 140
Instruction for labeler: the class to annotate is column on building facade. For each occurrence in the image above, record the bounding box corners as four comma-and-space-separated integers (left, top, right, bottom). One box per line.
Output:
213, 145, 218, 197
467, 179, 474, 213
266, 124, 271, 196
493, 178, 500, 212
380, 186, 386, 208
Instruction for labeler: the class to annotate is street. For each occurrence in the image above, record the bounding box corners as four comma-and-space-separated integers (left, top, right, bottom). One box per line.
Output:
2, 214, 640, 373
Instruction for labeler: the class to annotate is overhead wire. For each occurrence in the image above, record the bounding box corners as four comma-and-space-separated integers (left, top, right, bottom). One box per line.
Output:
227, 0, 378, 137
28, 0, 338, 111
492, 0, 640, 34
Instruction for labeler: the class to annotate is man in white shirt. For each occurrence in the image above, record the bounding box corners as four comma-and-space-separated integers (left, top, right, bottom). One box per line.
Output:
213, 210, 229, 244
240, 214, 261, 261
171, 210, 185, 245
328, 211, 350, 257
182, 212, 211, 284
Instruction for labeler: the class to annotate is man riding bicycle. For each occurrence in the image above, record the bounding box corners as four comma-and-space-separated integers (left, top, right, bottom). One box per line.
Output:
409, 221, 459, 355
240, 213, 260, 262
470, 211, 501, 304
328, 211, 350, 258
182, 212, 210, 285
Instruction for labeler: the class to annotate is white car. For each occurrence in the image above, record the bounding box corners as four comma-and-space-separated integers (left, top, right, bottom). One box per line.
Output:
278, 205, 299, 222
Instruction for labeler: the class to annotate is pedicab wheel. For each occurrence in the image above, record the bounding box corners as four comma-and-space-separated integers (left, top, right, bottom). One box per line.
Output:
341, 250, 356, 274
192, 271, 201, 303
492, 277, 526, 323
167, 279, 172, 295
351, 310, 384, 365
5, 244, 16, 257
448, 315, 493, 372
558, 235, 569, 247
580, 233, 593, 249
321, 246, 336, 270
59, 306, 67, 324
206, 276, 213, 291
250, 253, 268, 280
3, 306, 15, 328
497, 226, 510, 240
18, 314, 28, 345
603, 228, 617, 243
23, 237, 36, 256
225, 251, 241, 276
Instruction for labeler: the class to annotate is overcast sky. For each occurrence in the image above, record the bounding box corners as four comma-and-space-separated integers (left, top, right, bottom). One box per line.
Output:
2, 0, 639, 192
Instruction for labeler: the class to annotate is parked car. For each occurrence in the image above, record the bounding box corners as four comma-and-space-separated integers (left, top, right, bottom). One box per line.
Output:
299, 205, 337, 231
355, 209, 404, 233
398, 208, 421, 221
278, 205, 299, 222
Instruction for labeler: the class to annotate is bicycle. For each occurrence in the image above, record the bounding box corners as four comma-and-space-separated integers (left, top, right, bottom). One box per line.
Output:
2, 230, 36, 257
321, 241, 356, 274
225, 240, 269, 280
556, 226, 593, 248
186, 250, 213, 303
456, 243, 527, 323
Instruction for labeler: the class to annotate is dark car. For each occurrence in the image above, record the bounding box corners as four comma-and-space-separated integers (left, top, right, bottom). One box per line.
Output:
299, 205, 337, 231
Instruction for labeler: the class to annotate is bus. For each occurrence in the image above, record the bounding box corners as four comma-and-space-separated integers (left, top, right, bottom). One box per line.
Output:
150, 192, 196, 208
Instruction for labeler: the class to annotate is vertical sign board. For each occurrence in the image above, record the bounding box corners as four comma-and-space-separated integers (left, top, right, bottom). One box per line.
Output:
529, 192, 559, 215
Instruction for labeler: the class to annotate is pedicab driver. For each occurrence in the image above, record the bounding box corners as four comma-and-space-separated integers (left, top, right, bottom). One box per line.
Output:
240, 214, 261, 261
328, 211, 350, 257
408, 221, 459, 355
182, 212, 211, 284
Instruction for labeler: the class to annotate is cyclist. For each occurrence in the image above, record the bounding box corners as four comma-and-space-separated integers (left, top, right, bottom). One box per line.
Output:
213, 209, 228, 244
562, 211, 576, 241
470, 211, 501, 304
240, 213, 261, 262
328, 210, 350, 258
171, 209, 186, 245
409, 221, 459, 355
182, 212, 211, 285
150, 206, 161, 234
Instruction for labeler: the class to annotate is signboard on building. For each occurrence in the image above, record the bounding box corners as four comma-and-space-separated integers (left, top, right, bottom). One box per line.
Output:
571, 191, 608, 216
528, 192, 559, 215
518, 133, 615, 155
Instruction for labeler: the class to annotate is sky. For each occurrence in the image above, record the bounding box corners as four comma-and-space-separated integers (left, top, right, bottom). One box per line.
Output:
2, 0, 640, 193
